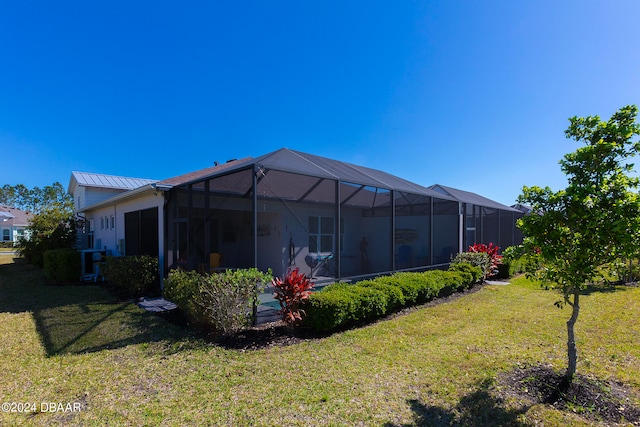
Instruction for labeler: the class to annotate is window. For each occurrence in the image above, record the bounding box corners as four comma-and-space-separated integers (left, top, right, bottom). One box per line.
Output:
125, 207, 159, 256
87, 220, 95, 249
308, 216, 344, 253
110, 215, 115, 230
100, 217, 105, 230
2, 229, 9, 241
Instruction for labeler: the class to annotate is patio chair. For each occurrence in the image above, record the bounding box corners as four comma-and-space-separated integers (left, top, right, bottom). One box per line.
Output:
209, 252, 222, 271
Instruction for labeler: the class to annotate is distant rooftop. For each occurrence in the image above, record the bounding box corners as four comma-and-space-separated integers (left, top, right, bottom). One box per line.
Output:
70, 171, 158, 191
0, 205, 32, 225
429, 184, 519, 212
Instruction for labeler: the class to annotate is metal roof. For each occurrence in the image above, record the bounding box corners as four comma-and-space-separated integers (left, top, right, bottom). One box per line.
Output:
429, 184, 520, 212
71, 171, 158, 190
162, 148, 454, 200
157, 158, 251, 187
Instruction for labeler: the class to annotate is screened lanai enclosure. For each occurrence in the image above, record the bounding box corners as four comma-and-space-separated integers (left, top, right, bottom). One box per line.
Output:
429, 185, 525, 252
165, 149, 522, 282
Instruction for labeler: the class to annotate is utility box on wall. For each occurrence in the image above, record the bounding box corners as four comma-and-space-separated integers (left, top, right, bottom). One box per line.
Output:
80, 249, 106, 277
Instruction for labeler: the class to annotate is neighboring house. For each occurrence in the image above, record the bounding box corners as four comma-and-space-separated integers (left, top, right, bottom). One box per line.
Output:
69, 148, 524, 286
0, 205, 32, 244
512, 203, 534, 215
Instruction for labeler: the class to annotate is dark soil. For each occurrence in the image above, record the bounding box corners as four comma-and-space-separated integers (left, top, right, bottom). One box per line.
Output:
498, 364, 640, 425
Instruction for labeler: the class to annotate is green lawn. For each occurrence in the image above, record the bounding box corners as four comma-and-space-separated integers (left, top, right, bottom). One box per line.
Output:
1, 254, 638, 426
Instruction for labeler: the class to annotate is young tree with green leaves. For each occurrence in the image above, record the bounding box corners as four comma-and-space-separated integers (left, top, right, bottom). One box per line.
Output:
517, 105, 640, 384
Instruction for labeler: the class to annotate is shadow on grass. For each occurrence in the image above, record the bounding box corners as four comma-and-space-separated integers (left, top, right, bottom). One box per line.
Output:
0, 258, 199, 356
385, 379, 529, 427
581, 282, 632, 296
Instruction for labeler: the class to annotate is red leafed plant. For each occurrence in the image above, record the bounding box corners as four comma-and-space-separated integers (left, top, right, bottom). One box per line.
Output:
469, 243, 502, 276
272, 268, 315, 327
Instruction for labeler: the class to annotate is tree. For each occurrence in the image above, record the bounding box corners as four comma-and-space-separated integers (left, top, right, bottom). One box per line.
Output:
5, 182, 79, 267
517, 105, 640, 384
20, 205, 78, 267
0, 182, 72, 213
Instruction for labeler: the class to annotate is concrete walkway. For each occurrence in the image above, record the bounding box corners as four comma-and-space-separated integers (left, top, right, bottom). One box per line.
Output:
485, 280, 510, 285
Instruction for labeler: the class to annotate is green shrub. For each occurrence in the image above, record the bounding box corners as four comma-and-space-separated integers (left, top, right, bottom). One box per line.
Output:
304, 268, 478, 332
20, 208, 77, 267
451, 252, 491, 279
163, 269, 207, 324
422, 270, 452, 296
358, 279, 406, 312
376, 274, 422, 305
101, 255, 159, 298
444, 270, 469, 291
349, 285, 389, 320
196, 268, 272, 336
448, 262, 483, 284
304, 288, 358, 332
43, 248, 80, 283
302, 283, 389, 332
502, 245, 542, 277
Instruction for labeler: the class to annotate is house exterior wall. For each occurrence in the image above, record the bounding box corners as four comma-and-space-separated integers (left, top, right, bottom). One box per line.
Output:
73, 186, 129, 211
1, 224, 29, 243
82, 191, 166, 278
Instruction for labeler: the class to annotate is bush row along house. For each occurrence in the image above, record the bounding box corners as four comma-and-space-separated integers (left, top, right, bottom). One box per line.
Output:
68, 148, 525, 290
0, 205, 32, 244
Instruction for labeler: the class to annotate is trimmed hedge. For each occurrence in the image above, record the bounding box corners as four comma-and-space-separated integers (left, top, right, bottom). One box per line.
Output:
101, 255, 159, 298
303, 263, 482, 332
43, 248, 81, 283
448, 262, 483, 284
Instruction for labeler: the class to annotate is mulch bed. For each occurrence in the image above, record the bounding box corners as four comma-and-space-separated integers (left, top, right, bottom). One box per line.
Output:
497, 364, 640, 425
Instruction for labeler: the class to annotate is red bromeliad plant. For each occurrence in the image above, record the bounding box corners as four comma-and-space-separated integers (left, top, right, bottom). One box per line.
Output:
469, 243, 502, 276
272, 268, 315, 326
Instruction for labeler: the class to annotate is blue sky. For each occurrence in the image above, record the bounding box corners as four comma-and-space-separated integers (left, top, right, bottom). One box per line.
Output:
1, 1, 639, 206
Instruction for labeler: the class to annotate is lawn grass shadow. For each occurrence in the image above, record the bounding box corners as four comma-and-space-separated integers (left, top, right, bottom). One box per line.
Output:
0, 258, 199, 356
581, 282, 632, 296
385, 379, 528, 427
